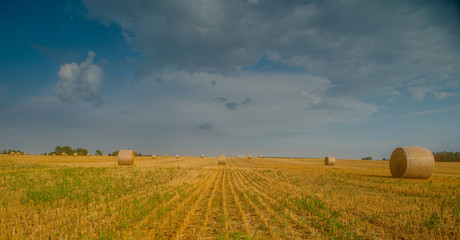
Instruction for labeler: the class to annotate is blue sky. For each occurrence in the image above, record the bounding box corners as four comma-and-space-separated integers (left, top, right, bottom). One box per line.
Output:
1, 0, 459, 159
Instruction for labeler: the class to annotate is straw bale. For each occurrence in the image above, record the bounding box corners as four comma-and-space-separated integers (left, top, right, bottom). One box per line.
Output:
324, 156, 336, 166
118, 149, 135, 165
61, 152, 67, 156
164, 154, 169, 157
73, 153, 78, 156
258, 154, 262, 158
200, 154, 205, 158
175, 155, 180, 159
218, 155, 226, 165
390, 147, 434, 179
247, 154, 252, 159
152, 154, 157, 159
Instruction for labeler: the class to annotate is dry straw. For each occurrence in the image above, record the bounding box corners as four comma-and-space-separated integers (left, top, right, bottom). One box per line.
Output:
118, 149, 135, 165
152, 154, 157, 159
218, 155, 226, 165
390, 147, 434, 179
324, 156, 336, 166
200, 154, 205, 158
247, 154, 252, 159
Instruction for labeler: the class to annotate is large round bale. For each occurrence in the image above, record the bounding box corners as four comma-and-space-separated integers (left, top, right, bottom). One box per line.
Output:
175, 155, 180, 159
247, 154, 252, 159
164, 154, 169, 157
152, 154, 157, 159
73, 153, 78, 156
118, 149, 135, 165
390, 147, 434, 179
218, 155, 226, 165
200, 154, 205, 158
324, 156, 336, 166
52, 153, 56, 156
87, 153, 90, 156
10, 152, 15, 155
258, 154, 262, 158
61, 152, 67, 156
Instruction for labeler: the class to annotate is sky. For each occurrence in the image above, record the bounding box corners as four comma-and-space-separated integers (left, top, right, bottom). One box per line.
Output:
0, 0, 459, 159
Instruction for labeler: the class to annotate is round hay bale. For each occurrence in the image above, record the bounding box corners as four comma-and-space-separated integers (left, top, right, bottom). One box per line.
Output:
16, 152, 21, 155
73, 153, 78, 156
52, 153, 56, 156
390, 147, 434, 179
61, 152, 67, 156
118, 149, 135, 165
200, 154, 205, 158
247, 154, 252, 159
324, 156, 336, 166
258, 154, 262, 158
218, 155, 226, 165
87, 153, 90, 156
164, 154, 169, 157
10, 152, 15, 155
152, 154, 157, 159
186, 155, 190, 157
175, 155, 180, 159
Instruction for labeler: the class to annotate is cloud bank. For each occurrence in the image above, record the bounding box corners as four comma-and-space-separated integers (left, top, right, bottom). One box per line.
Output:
83, 0, 460, 99
55, 51, 104, 106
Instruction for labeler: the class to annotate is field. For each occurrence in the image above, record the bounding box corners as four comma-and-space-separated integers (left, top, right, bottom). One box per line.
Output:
0, 155, 459, 239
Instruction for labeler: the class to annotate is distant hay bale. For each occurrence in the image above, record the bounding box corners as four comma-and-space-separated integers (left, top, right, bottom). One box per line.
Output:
61, 152, 67, 156
200, 154, 205, 158
218, 155, 226, 165
324, 156, 336, 166
52, 153, 56, 156
73, 153, 77, 156
16, 152, 21, 155
247, 154, 252, 159
152, 154, 157, 159
118, 149, 135, 165
10, 152, 15, 155
186, 155, 190, 157
390, 147, 434, 179
87, 153, 90, 156
175, 155, 180, 159
164, 154, 169, 157
258, 154, 262, 158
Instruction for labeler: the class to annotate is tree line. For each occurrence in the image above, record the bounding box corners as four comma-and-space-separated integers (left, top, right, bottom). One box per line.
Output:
433, 151, 460, 162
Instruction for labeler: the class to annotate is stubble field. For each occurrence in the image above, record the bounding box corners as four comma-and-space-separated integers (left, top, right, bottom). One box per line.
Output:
0, 155, 458, 239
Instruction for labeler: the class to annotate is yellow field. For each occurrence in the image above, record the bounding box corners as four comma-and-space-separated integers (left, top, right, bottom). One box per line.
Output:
0, 155, 458, 239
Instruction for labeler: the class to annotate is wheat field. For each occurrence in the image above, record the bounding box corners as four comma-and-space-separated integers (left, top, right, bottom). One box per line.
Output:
0, 155, 458, 239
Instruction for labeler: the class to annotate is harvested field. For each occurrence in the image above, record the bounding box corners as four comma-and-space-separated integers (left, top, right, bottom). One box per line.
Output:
0, 154, 458, 239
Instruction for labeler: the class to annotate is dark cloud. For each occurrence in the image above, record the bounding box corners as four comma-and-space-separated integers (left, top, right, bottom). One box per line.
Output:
213, 97, 227, 103
241, 97, 252, 105
198, 122, 212, 130
120, 110, 133, 115
83, 0, 460, 97
211, 80, 217, 86
225, 102, 238, 110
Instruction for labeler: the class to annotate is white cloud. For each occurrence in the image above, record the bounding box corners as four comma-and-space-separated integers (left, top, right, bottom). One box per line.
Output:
54, 51, 104, 106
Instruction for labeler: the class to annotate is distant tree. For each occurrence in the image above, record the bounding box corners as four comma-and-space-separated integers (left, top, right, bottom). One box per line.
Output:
111, 151, 119, 156
62, 146, 74, 155
76, 148, 88, 156
44, 153, 47, 155
434, 151, 460, 162
95, 150, 103, 156
54, 146, 63, 155
361, 156, 372, 160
